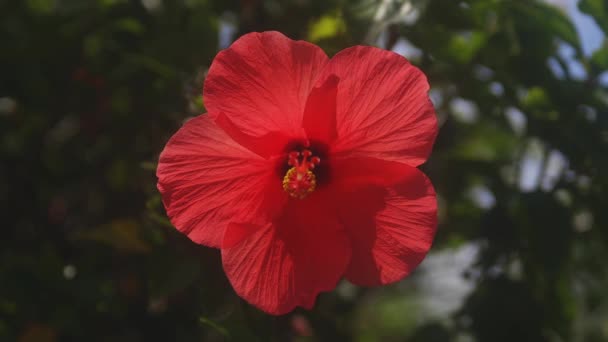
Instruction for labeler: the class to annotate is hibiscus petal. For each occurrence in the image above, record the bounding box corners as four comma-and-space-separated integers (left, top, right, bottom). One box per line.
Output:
302, 74, 339, 144
337, 165, 437, 286
330, 156, 420, 189
221, 190, 351, 315
204, 31, 329, 140
215, 112, 290, 159
157, 114, 284, 248
319, 46, 438, 166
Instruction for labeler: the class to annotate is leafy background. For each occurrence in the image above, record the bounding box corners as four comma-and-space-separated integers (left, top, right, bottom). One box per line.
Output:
1, 0, 608, 341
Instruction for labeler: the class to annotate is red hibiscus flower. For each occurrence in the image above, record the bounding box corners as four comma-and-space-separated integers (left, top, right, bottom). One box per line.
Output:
157, 31, 438, 315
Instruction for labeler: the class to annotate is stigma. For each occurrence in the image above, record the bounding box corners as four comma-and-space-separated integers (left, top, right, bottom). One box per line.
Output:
282, 149, 320, 199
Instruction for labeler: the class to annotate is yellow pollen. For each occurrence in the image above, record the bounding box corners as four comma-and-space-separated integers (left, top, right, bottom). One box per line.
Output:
282, 149, 320, 199
282, 168, 316, 199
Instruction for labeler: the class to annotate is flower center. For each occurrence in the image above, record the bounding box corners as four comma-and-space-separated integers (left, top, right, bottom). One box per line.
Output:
282, 149, 320, 199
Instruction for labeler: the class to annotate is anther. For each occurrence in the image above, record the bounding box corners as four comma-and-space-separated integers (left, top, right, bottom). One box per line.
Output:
282, 149, 320, 199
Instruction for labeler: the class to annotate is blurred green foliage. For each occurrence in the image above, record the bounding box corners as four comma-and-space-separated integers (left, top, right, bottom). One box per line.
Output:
1, 0, 607, 341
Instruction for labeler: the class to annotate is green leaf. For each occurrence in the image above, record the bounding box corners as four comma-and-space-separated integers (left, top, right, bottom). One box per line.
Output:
113, 18, 145, 35
579, 0, 608, 33
308, 13, 346, 42
199, 317, 231, 339
140, 161, 157, 172
522, 86, 550, 108
98, 0, 126, 7
514, 1, 582, 53
72, 219, 151, 253
453, 125, 517, 162
591, 39, 608, 72
26, 0, 56, 13
447, 31, 487, 64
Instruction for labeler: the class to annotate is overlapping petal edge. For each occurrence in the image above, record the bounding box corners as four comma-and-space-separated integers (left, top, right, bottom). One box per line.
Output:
157, 31, 438, 315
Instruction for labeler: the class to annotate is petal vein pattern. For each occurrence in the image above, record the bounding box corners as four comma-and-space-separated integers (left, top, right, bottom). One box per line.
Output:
157, 115, 277, 248
204, 31, 329, 138
222, 191, 351, 314
318, 46, 438, 166
338, 166, 437, 286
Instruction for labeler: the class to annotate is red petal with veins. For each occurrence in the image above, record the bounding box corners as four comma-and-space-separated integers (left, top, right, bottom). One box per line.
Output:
204, 31, 329, 140
215, 112, 290, 159
329, 156, 419, 189
318, 46, 438, 166
221, 190, 350, 315
336, 162, 437, 286
157, 114, 286, 247
302, 74, 339, 144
